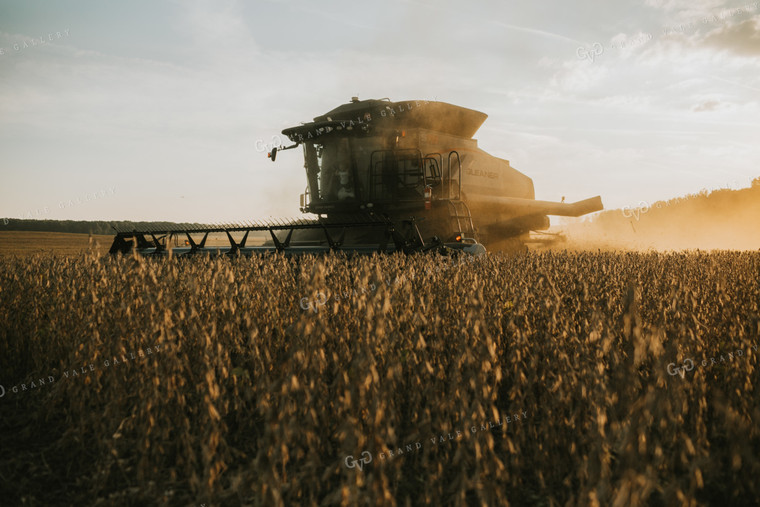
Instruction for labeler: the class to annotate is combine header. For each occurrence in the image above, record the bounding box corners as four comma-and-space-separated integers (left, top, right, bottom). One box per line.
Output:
109, 97, 603, 256
109, 215, 451, 256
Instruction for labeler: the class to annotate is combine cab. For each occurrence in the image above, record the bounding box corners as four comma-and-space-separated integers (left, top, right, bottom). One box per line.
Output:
109, 97, 603, 256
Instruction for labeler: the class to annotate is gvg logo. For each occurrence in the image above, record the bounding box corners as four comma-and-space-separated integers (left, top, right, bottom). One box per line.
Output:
667, 358, 695, 378
576, 43, 604, 62
344, 451, 372, 471
299, 293, 327, 313
254, 134, 285, 153
667, 347, 753, 379
622, 201, 651, 221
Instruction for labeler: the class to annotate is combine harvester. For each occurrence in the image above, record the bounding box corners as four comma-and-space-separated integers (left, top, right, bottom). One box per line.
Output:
109, 97, 603, 256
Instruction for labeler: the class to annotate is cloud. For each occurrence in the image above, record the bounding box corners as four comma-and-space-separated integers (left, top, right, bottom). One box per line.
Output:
705, 74, 760, 93
644, 0, 724, 10
693, 99, 721, 111
173, 0, 261, 68
488, 19, 585, 45
701, 16, 760, 55
644, 0, 728, 19
549, 60, 609, 93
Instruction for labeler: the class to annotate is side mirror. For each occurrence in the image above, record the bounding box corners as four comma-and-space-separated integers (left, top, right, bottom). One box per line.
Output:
269, 147, 277, 162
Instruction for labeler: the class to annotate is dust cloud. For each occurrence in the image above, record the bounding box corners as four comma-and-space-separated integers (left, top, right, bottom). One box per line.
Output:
550, 179, 760, 251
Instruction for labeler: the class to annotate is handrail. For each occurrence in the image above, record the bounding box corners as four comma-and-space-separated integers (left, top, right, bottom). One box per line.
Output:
423, 153, 443, 186
447, 151, 462, 200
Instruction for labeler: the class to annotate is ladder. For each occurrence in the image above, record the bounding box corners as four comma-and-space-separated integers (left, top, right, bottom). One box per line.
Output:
447, 200, 476, 238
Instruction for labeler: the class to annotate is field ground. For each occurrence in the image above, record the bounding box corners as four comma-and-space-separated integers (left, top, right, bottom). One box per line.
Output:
1, 250, 759, 506
0, 231, 113, 256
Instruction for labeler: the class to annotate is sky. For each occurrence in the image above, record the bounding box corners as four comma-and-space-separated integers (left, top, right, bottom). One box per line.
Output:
1, 0, 759, 224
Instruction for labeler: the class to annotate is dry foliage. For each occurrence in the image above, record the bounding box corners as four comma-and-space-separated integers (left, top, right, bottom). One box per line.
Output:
0, 249, 759, 506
